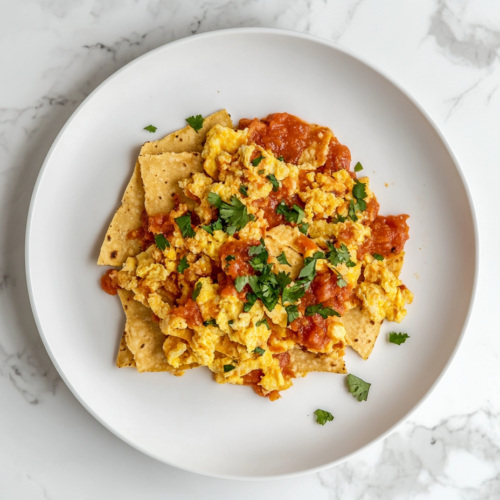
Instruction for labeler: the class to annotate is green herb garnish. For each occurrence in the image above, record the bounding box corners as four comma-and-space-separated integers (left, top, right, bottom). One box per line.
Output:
305, 303, 340, 319
373, 253, 384, 261
336, 276, 347, 288
244, 292, 258, 312
175, 213, 196, 238
207, 192, 223, 208
258, 169, 265, 175
177, 256, 190, 273
281, 282, 306, 305
277, 156, 284, 162
192, 282, 202, 300
276, 202, 305, 225
235, 276, 249, 293
347, 374, 371, 402
354, 162, 363, 172
298, 222, 309, 235
256, 318, 270, 330
314, 409, 334, 426
186, 115, 204, 132
285, 304, 299, 325
252, 155, 264, 167
144, 125, 157, 133
298, 251, 325, 283
389, 332, 410, 345
333, 214, 346, 224
253, 346, 266, 356
326, 242, 355, 267
277, 252, 290, 266
154, 234, 170, 251
223, 364, 236, 373
239, 185, 249, 197
220, 196, 252, 234
203, 319, 217, 327
267, 174, 279, 192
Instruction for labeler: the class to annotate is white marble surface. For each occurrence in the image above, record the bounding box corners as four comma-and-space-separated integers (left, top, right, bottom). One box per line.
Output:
1, 0, 499, 498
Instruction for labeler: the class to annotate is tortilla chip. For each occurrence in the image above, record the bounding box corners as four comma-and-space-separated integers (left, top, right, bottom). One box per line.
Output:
288, 349, 346, 377
117, 289, 182, 372
139, 152, 204, 215
343, 306, 383, 360
386, 252, 405, 278
98, 162, 144, 266
98, 110, 232, 266
140, 110, 232, 156
116, 332, 136, 368
265, 235, 303, 280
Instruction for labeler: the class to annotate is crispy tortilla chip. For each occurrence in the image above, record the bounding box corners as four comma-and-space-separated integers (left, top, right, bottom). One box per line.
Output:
343, 306, 383, 360
139, 152, 204, 215
386, 252, 405, 278
117, 289, 185, 373
140, 110, 232, 156
265, 235, 303, 280
98, 163, 144, 266
289, 349, 346, 377
116, 332, 136, 368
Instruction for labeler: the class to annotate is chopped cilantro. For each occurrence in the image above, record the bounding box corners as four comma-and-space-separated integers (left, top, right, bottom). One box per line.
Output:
277, 251, 291, 266
354, 162, 363, 172
326, 242, 355, 267
192, 282, 202, 301
389, 332, 410, 345
201, 217, 223, 235
203, 319, 217, 327
373, 253, 384, 261
333, 214, 346, 224
248, 273, 280, 312
276, 271, 292, 291
185, 115, 204, 132
248, 239, 269, 272
225, 255, 236, 262
253, 346, 266, 356
154, 234, 170, 251
207, 192, 222, 208
315, 409, 334, 426
228, 320, 234, 327
348, 199, 358, 222
175, 213, 196, 238
244, 292, 258, 312
285, 304, 299, 325
298, 252, 325, 282
144, 125, 157, 133
258, 169, 265, 175
234, 276, 249, 292
252, 155, 264, 167
298, 222, 309, 235
177, 256, 190, 273
277, 156, 284, 162
282, 282, 306, 305
223, 364, 236, 373
337, 276, 347, 288
305, 303, 340, 319
220, 196, 252, 233
347, 374, 371, 402
267, 174, 279, 192
239, 185, 249, 197
276, 201, 305, 225
256, 318, 270, 330
352, 180, 367, 200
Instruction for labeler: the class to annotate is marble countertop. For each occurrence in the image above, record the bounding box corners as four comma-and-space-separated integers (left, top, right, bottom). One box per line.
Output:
1, 1, 499, 498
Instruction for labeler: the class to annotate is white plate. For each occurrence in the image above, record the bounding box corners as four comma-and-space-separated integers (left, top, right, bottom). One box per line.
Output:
26, 28, 477, 480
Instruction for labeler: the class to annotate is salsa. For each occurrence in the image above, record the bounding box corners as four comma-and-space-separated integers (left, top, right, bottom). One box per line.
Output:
219, 239, 259, 279
101, 269, 119, 296
171, 298, 203, 328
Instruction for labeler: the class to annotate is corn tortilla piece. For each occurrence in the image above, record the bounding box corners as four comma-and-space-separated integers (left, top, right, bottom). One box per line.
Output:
386, 251, 405, 278
264, 234, 303, 280
140, 109, 232, 155
117, 289, 188, 373
97, 110, 232, 266
139, 152, 204, 215
116, 332, 136, 368
343, 306, 383, 360
288, 349, 346, 377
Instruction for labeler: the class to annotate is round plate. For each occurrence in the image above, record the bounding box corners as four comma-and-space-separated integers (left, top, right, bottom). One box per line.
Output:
26, 28, 477, 480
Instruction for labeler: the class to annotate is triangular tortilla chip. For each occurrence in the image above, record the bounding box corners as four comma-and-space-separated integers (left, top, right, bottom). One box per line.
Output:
386, 251, 405, 278
343, 306, 383, 360
139, 152, 204, 215
265, 233, 303, 280
98, 110, 232, 266
288, 349, 346, 377
116, 332, 136, 368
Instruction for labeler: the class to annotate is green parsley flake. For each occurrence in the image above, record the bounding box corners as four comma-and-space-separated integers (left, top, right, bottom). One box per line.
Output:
277, 156, 284, 162
298, 222, 309, 235
253, 346, 266, 356
389, 332, 410, 345
266, 174, 279, 192
207, 192, 223, 208
354, 162, 363, 172
175, 213, 196, 238
185, 115, 204, 133
327, 242, 355, 267
192, 282, 202, 301
298, 251, 325, 282
223, 364, 236, 373
244, 292, 258, 312
154, 234, 170, 251
235, 276, 249, 292
282, 282, 306, 305
315, 409, 334, 426
347, 374, 371, 402
373, 253, 384, 261
333, 214, 346, 224
352, 180, 367, 200
239, 185, 249, 197
144, 125, 157, 133
258, 169, 265, 175
276, 251, 291, 266
219, 196, 252, 233
252, 155, 264, 167
203, 319, 217, 327
177, 256, 190, 273
276, 201, 305, 225
201, 217, 223, 235
305, 303, 340, 319
285, 304, 299, 325
348, 199, 358, 222
256, 318, 270, 330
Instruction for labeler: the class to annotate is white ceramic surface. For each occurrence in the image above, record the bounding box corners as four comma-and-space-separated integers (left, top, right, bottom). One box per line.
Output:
25, 28, 476, 479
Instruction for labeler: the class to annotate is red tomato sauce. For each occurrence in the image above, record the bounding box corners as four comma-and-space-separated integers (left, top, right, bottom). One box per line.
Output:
219, 239, 259, 279
171, 298, 203, 328
100, 269, 119, 296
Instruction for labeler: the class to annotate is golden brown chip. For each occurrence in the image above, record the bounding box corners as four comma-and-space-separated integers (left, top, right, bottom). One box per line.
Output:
265, 235, 303, 280
288, 349, 346, 377
343, 306, 383, 360
140, 110, 232, 155
139, 152, 204, 215
386, 252, 405, 278
116, 332, 136, 368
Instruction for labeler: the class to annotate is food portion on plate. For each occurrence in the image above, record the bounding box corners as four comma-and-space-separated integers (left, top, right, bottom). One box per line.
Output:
99, 110, 413, 401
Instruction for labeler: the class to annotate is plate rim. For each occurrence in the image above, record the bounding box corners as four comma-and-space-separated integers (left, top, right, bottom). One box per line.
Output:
25, 26, 479, 481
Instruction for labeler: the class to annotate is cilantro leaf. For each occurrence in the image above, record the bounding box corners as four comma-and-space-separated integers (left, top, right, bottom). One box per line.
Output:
298, 252, 325, 282
192, 282, 202, 301
285, 304, 299, 325
347, 374, 371, 402
282, 282, 306, 305
352, 180, 367, 200
315, 409, 334, 426
186, 115, 204, 133
256, 318, 270, 330
298, 222, 309, 235
219, 196, 252, 233
267, 174, 279, 192
203, 319, 217, 327
326, 242, 355, 267
239, 185, 248, 197
276, 202, 305, 225
207, 192, 222, 208
348, 199, 358, 222
305, 303, 340, 319
277, 156, 284, 162
223, 364, 236, 373
252, 155, 264, 167
277, 251, 291, 266
258, 169, 265, 174
154, 234, 170, 251
354, 162, 363, 172
177, 256, 190, 273
333, 214, 346, 224
248, 274, 280, 312
202, 217, 223, 235
225, 255, 236, 262
253, 346, 266, 355
337, 276, 347, 288
235, 276, 249, 292
276, 271, 292, 291
244, 292, 258, 312
389, 332, 410, 345
248, 239, 269, 272
175, 213, 196, 238
373, 253, 384, 261
144, 125, 157, 133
